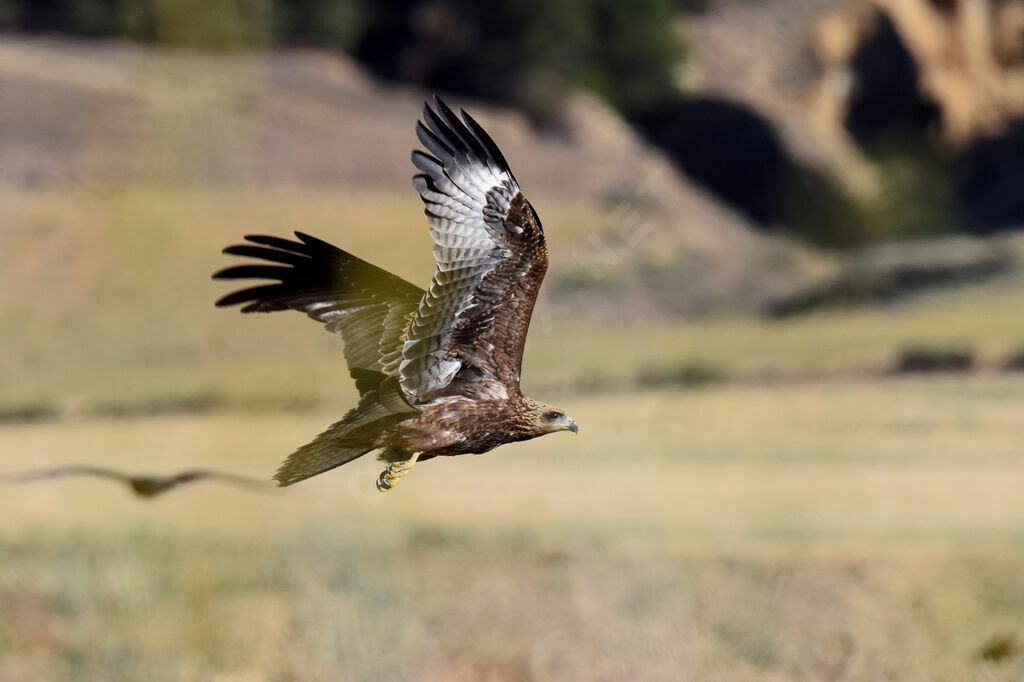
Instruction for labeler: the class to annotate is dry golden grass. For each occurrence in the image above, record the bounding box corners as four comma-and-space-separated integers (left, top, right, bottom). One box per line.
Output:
4, 529, 1024, 682
1, 145, 1022, 682
2, 36, 1024, 682
2, 378, 1024, 681
0, 184, 609, 409
3, 183, 1024, 413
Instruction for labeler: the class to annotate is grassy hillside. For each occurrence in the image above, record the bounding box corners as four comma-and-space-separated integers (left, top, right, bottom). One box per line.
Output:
3, 182, 1024, 415
5, 38, 1020, 420
0, 36, 830, 316
2, 37, 1024, 682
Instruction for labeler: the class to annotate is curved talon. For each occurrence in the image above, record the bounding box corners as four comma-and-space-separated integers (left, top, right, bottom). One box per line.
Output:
375, 452, 421, 493
376, 467, 394, 492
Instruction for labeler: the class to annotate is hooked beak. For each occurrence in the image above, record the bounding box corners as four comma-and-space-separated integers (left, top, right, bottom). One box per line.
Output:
568, 420, 579, 434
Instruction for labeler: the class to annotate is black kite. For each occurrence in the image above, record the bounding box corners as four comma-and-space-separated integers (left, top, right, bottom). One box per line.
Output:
215, 97, 578, 491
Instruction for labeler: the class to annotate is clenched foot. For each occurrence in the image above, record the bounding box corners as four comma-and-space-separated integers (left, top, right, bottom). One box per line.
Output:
376, 452, 421, 492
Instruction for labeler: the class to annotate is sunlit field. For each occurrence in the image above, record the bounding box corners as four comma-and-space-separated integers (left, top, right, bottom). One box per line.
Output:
3, 183, 1024, 681
2, 183, 1023, 682
3, 376, 1024, 680
3, 35, 1024, 682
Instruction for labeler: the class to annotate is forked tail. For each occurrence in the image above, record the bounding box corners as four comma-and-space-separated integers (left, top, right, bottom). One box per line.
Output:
274, 388, 411, 486
274, 425, 373, 486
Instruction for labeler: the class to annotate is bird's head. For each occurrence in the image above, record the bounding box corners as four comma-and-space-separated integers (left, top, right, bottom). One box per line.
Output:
525, 398, 579, 436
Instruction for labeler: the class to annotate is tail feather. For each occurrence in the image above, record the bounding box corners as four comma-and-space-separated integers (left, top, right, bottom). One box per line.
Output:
274, 420, 373, 486
274, 382, 413, 487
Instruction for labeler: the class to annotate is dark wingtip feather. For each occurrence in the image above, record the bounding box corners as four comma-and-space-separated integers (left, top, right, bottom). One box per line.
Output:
417, 95, 515, 183
460, 108, 514, 179
214, 289, 254, 307
212, 264, 291, 281
294, 231, 336, 251
433, 96, 460, 127
434, 97, 489, 161
214, 293, 239, 308
221, 244, 307, 266
416, 120, 454, 161
411, 150, 443, 174
423, 99, 468, 156
215, 284, 288, 310
243, 234, 304, 251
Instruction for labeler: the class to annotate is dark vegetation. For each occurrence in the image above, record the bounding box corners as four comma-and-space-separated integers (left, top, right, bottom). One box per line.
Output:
631, 98, 858, 247
636, 8, 1024, 249
838, 12, 966, 244
977, 633, 1018, 664
843, 14, 941, 147
0, 403, 59, 424
0, 0, 683, 119
0, 394, 320, 426
355, 0, 683, 119
1004, 348, 1024, 372
893, 345, 975, 374
87, 393, 230, 419
633, 99, 801, 226
768, 237, 1016, 316
625, 10, 958, 249
956, 120, 1024, 232
835, 11, 1024, 242
3, 0, 1023, 249
636, 361, 727, 389
8, 341, 1024, 426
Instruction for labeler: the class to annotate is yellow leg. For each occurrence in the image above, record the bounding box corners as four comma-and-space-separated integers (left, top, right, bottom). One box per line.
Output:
376, 451, 421, 492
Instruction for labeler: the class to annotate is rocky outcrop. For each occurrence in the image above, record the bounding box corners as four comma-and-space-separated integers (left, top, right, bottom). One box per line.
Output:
683, 0, 1024, 231
813, 0, 1024, 146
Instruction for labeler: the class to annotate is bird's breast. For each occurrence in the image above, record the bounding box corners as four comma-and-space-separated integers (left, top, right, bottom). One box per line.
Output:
396, 396, 522, 457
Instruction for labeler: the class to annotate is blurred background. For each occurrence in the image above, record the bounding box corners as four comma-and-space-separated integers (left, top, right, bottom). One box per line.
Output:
1, 0, 1023, 679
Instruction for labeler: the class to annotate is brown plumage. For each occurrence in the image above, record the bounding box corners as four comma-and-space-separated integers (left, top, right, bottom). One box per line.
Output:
214, 96, 578, 491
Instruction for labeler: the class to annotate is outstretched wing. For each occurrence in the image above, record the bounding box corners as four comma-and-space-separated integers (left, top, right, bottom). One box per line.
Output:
214, 232, 425, 395
401, 97, 548, 402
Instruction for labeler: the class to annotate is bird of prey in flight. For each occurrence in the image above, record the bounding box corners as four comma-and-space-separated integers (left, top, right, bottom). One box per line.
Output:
215, 96, 578, 492
0, 466, 275, 499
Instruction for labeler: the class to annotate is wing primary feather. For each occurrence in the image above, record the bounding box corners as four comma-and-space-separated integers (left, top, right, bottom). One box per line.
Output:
240, 234, 304, 251
215, 232, 426, 397
222, 244, 308, 265
434, 97, 489, 163
411, 150, 444, 175
416, 121, 454, 159
293, 231, 334, 249
423, 101, 468, 157
216, 285, 286, 308
460, 108, 515, 180
213, 264, 293, 281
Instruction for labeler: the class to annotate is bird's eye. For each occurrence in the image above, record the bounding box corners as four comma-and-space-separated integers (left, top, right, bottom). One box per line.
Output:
543, 411, 562, 421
